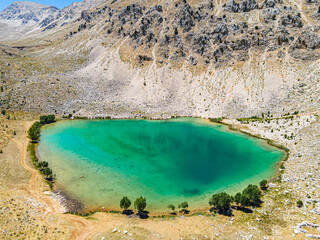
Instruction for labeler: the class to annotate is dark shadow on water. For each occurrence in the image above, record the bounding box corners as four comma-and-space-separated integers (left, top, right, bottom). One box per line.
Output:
182, 188, 201, 196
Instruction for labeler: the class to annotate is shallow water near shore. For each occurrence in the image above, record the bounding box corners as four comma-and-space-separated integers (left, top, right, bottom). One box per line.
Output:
38, 118, 284, 211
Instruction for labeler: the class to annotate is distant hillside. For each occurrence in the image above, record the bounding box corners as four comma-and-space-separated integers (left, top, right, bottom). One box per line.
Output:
0, 0, 107, 38
0, 1, 58, 26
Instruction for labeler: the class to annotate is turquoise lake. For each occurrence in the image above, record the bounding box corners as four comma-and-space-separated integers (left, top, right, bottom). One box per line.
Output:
38, 118, 284, 211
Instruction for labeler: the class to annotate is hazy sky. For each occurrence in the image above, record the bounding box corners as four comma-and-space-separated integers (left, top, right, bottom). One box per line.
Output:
0, 0, 82, 11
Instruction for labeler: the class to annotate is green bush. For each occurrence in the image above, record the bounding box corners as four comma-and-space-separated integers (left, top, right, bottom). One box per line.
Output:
40, 115, 55, 125
28, 121, 41, 142
259, 179, 268, 189
120, 197, 131, 210
38, 161, 49, 168
43, 167, 52, 176
234, 192, 242, 205
242, 185, 261, 206
168, 204, 175, 211
209, 192, 232, 213
296, 200, 303, 208
134, 196, 147, 212
178, 201, 189, 213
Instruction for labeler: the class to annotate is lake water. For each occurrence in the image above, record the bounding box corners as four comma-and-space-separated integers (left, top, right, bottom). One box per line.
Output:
38, 118, 284, 211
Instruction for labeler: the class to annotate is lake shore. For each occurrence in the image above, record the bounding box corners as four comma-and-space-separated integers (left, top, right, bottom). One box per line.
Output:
0, 111, 319, 239
37, 117, 285, 214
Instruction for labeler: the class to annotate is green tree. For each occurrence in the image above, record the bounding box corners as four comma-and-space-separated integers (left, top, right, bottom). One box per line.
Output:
43, 167, 52, 176
134, 196, 147, 212
40, 115, 55, 125
234, 192, 242, 206
259, 180, 268, 190
28, 122, 41, 142
242, 184, 261, 206
178, 201, 189, 213
39, 161, 49, 168
120, 197, 131, 210
296, 200, 303, 208
240, 194, 251, 207
168, 204, 175, 212
1, 110, 5, 115
209, 192, 232, 214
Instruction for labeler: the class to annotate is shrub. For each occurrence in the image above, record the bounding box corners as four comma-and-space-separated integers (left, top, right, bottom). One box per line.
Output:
40, 115, 55, 125
120, 197, 131, 210
242, 185, 261, 206
259, 179, 268, 189
43, 167, 52, 176
209, 192, 232, 213
240, 194, 251, 207
178, 201, 189, 213
297, 200, 303, 208
134, 196, 147, 212
38, 161, 49, 168
28, 122, 41, 142
234, 192, 242, 206
168, 204, 175, 211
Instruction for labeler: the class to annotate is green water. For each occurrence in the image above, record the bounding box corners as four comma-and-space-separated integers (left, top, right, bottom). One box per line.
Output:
38, 118, 284, 211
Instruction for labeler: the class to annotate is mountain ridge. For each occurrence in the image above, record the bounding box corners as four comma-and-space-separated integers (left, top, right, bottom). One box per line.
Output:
0, 0, 319, 118
0, 0, 107, 38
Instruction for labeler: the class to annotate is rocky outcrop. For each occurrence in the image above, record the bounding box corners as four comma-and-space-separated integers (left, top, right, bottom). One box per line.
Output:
223, 0, 258, 13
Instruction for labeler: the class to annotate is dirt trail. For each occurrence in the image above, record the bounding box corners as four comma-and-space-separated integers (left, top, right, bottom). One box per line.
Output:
3, 122, 89, 239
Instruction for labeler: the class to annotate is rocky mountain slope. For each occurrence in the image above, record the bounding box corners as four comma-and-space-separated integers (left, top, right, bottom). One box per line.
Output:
0, 0, 319, 118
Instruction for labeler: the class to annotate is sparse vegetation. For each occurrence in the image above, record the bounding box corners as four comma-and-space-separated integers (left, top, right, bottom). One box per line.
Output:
27, 115, 57, 189
120, 196, 131, 214
167, 204, 176, 214
27, 122, 41, 142
178, 201, 189, 214
134, 196, 147, 212
260, 179, 268, 190
209, 192, 233, 214
40, 114, 55, 125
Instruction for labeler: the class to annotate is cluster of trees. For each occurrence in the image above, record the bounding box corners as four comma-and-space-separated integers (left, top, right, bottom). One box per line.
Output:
167, 201, 189, 215
28, 115, 56, 189
119, 182, 267, 217
120, 196, 147, 218
40, 114, 55, 124
209, 183, 266, 215
28, 115, 56, 142
38, 161, 53, 181
120, 196, 191, 218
